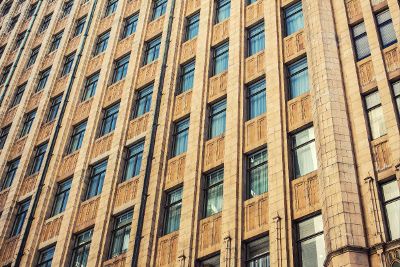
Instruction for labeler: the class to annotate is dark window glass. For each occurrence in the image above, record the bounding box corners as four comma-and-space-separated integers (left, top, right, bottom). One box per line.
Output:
247, 148, 268, 198
82, 72, 99, 101
121, 13, 138, 38
143, 37, 161, 65
122, 142, 144, 181
109, 210, 133, 258
86, 161, 107, 199
11, 83, 26, 107
1, 158, 19, 189
2, 1, 11, 15
365, 91, 387, 139
287, 57, 309, 99
94, 30, 110, 55
37, 245, 55, 267
284, 1, 304, 36
20, 110, 36, 138
212, 42, 229, 76
61, 52, 75, 76
204, 168, 223, 217
51, 178, 72, 216
247, 22, 265, 57
199, 255, 220, 267
352, 22, 370, 61
47, 94, 62, 122
30, 142, 47, 175
133, 84, 153, 118
376, 9, 397, 48
68, 121, 87, 153
393, 81, 400, 117
163, 187, 182, 234
0, 64, 12, 85
215, 0, 230, 23
39, 13, 52, 33
297, 215, 326, 267
105, 0, 118, 16
100, 103, 119, 136
73, 16, 86, 37
292, 126, 317, 178
10, 199, 30, 237
152, 0, 167, 20
27, 2, 38, 18
381, 180, 400, 240
70, 229, 93, 267
178, 61, 195, 93
209, 99, 226, 139
0, 125, 11, 149
62, 0, 73, 17
172, 118, 189, 157
185, 13, 199, 41
247, 0, 257, 4
15, 31, 26, 49
37, 68, 51, 92
49, 31, 63, 52
246, 236, 270, 267
0, 46, 5, 59
9, 15, 19, 31
247, 79, 266, 120
112, 54, 130, 83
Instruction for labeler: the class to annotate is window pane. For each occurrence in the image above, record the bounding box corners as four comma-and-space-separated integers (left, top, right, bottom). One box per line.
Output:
216, 0, 230, 23
248, 149, 268, 197
124, 142, 144, 180
365, 91, 387, 139
134, 85, 153, 117
284, 2, 303, 36
180, 61, 195, 93
86, 161, 107, 199
248, 22, 265, 56
352, 23, 370, 60
210, 100, 226, 139
376, 10, 397, 48
393, 81, 400, 116
186, 13, 199, 40
288, 57, 309, 99
164, 187, 182, 234
37, 246, 55, 267
213, 42, 229, 75
152, 0, 167, 20
247, 236, 270, 267
293, 127, 317, 178
172, 118, 189, 157
205, 169, 223, 217
300, 234, 325, 267
248, 79, 266, 119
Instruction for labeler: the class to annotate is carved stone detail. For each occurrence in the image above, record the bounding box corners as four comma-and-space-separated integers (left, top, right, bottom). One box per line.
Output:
26, 91, 43, 112
357, 57, 376, 90
245, 51, 265, 83
186, 0, 200, 16
156, 232, 179, 267
127, 113, 150, 140
104, 80, 124, 107
124, 0, 140, 16
98, 15, 114, 35
42, 52, 55, 69
385, 246, 400, 267
244, 193, 268, 239
40, 215, 63, 243
180, 38, 197, 63
19, 67, 32, 84
37, 122, 55, 144
146, 16, 165, 40
115, 35, 135, 59
345, 0, 362, 22
0, 189, 9, 212
287, 93, 312, 132
0, 236, 19, 265
91, 133, 113, 159
284, 30, 305, 62
2, 106, 17, 127
372, 137, 392, 172
174, 90, 192, 121
384, 45, 399, 74
52, 76, 69, 97
67, 35, 80, 54
198, 213, 222, 258
244, 114, 267, 153
204, 135, 224, 172
19, 174, 39, 197
75, 196, 100, 232
114, 177, 139, 208
291, 172, 320, 219
73, 99, 92, 125
104, 254, 127, 267
9, 136, 27, 160
136, 60, 158, 88
208, 71, 227, 103
58, 152, 79, 179
86, 53, 104, 75
165, 154, 186, 190
212, 19, 229, 46
245, 0, 264, 27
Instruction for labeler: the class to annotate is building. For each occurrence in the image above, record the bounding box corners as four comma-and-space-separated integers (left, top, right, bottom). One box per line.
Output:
0, 0, 397, 266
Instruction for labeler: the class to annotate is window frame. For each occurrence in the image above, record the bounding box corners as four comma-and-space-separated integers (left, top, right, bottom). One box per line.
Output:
10, 199, 30, 237
208, 99, 227, 139
85, 161, 107, 200
178, 60, 195, 94
351, 22, 371, 61
36, 68, 51, 92
291, 126, 317, 179
1, 158, 19, 190
46, 94, 63, 122
39, 13, 52, 33
163, 187, 183, 235
67, 120, 87, 154
70, 229, 93, 267
29, 142, 47, 175
0, 125, 11, 149
380, 179, 400, 241
108, 209, 133, 258
184, 12, 200, 41
203, 168, 224, 218
245, 236, 270, 267
152, 0, 168, 20
82, 72, 99, 101
212, 42, 229, 76
11, 83, 26, 107
94, 30, 110, 55
49, 31, 63, 52
215, 0, 230, 24
133, 85, 153, 118
26, 46, 40, 68
247, 22, 265, 57
287, 57, 309, 99
20, 110, 36, 138
99, 103, 120, 136
121, 13, 139, 39
171, 117, 190, 157
364, 90, 387, 140
50, 178, 72, 217
37, 245, 55, 267
73, 16, 87, 37
61, 52, 75, 76
247, 78, 266, 120
105, 0, 118, 16
122, 142, 144, 182
246, 148, 268, 199
283, 1, 303, 37
143, 36, 161, 65
112, 53, 130, 83
376, 9, 397, 49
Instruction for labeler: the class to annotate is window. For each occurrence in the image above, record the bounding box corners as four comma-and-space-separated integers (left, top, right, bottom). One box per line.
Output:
67, 121, 87, 153
287, 57, 309, 99
284, 1, 304, 36
199, 254, 220, 267
27, 46, 40, 68
133, 85, 153, 118
152, 0, 167, 20
212, 42, 229, 76
0, 64, 11, 85
61, 52, 75, 76
247, 22, 265, 57
178, 60, 195, 93
247, 149, 268, 198
73, 16, 86, 37
105, 0, 118, 16
37, 245, 55, 267
100, 103, 119, 136
20, 110, 36, 137
11, 199, 30, 236
82, 72, 99, 101
352, 22, 370, 61
109, 210, 133, 258
163, 187, 182, 234
39, 13, 52, 33
247, 79, 266, 120
9, 15, 19, 31
121, 13, 138, 39
122, 142, 144, 181
297, 215, 326, 267
215, 0, 230, 23
204, 168, 223, 217
185, 13, 199, 41
27, 2, 38, 18
94, 30, 110, 55
292, 127, 317, 179
49, 31, 63, 52
393, 81, 400, 116
46, 95, 62, 122
15, 31, 26, 49
1, 158, 19, 190
11, 83, 26, 107
246, 236, 270, 267
2, 1, 11, 15
365, 91, 387, 139
0, 46, 5, 59
247, 0, 258, 4
70, 229, 93, 267
381, 180, 400, 240
376, 9, 397, 48
62, 0, 73, 17
0, 125, 10, 149
112, 54, 130, 83
143, 37, 161, 65
30, 142, 47, 175
209, 99, 226, 139
86, 161, 107, 199
36, 68, 51, 92
51, 178, 72, 216
172, 118, 189, 157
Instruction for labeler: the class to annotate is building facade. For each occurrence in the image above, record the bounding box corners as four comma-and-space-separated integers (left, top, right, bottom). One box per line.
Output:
0, 0, 397, 266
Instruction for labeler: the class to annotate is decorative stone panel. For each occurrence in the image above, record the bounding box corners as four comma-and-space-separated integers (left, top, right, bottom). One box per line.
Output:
73, 99, 92, 124
287, 93, 312, 132
58, 152, 79, 179
383, 44, 399, 77
284, 30, 305, 62
115, 35, 135, 59
371, 136, 392, 173
2, 106, 17, 127
98, 14, 114, 35
67, 35, 80, 54
345, 0, 362, 23
136, 60, 158, 88
186, 0, 200, 16
180, 38, 197, 63
245, 0, 264, 27
75, 196, 100, 232
9, 136, 27, 160
18, 67, 31, 84
173, 90, 192, 121
244, 114, 267, 153
20, 19, 30, 32
104, 80, 124, 107
211, 19, 229, 46
124, 0, 140, 16
33, 33, 45, 48
245, 51, 265, 83
385, 246, 400, 267
42, 52, 55, 69
26, 91, 43, 112
40, 215, 63, 243
91, 133, 113, 159
86, 53, 104, 75
54, 17, 67, 33
78, 1, 90, 17
146, 16, 165, 40
371, 0, 387, 8
127, 113, 150, 140
5, 51, 16, 66
19, 174, 38, 197
104, 254, 127, 267
198, 213, 222, 258
0, 188, 9, 212
114, 177, 139, 208
0, 236, 19, 265
208, 71, 227, 103
36, 122, 55, 144
244, 192, 268, 240
204, 135, 224, 171
291, 171, 320, 219
156, 232, 179, 267
357, 57, 376, 92
165, 154, 186, 190
52, 75, 69, 97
